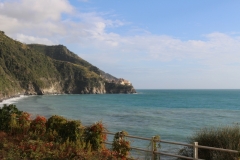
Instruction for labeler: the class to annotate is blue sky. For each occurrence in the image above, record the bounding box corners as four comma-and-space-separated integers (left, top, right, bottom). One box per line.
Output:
1, 0, 240, 89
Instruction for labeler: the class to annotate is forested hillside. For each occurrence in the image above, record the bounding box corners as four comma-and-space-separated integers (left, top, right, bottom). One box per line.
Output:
0, 31, 136, 100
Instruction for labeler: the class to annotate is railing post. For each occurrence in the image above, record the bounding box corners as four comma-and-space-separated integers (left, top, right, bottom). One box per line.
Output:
193, 142, 198, 160
151, 136, 157, 160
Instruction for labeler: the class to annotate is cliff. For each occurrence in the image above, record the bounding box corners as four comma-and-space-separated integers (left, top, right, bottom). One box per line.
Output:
0, 31, 136, 100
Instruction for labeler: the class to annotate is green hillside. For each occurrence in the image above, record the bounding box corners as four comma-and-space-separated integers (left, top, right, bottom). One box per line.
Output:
0, 31, 136, 100
28, 44, 118, 80
0, 31, 59, 96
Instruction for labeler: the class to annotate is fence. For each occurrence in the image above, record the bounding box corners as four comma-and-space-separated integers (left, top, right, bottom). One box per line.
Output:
103, 131, 239, 160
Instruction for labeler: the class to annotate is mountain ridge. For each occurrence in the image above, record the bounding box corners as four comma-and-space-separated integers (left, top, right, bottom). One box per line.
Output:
27, 44, 119, 81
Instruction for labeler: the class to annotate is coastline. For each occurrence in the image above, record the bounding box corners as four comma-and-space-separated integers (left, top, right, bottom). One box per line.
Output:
0, 93, 23, 102
0, 94, 30, 108
0, 91, 133, 108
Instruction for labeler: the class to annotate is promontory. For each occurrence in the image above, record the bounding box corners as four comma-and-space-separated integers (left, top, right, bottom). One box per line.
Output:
0, 31, 136, 101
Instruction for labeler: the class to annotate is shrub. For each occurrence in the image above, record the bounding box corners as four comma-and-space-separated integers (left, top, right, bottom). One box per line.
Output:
0, 105, 134, 159
60, 120, 83, 142
84, 122, 107, 151
30, 115, 47, 135
0, 136, 91, 159
0, 104, 22, 132
46, 115, 67, 133
46, 115, 67, 142
46, 115, 83, 142
18, 112, 31, 134
112, 131, 131, 159
178, 126, 240, 160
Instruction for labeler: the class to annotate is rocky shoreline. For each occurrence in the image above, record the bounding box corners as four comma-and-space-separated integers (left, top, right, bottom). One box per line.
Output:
0, 86, 136, 105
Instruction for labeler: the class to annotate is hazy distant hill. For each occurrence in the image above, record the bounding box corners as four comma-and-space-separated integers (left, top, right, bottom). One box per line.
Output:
0, 31, 136, 100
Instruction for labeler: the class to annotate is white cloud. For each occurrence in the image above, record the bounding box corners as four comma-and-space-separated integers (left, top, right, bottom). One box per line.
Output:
124, 33, 240, 64
0, 14, 20, 32
0, 0, 73, 22
0, 0, 125, 46
16, 34, 55, 45
0, 2, 3, 8
0, 0, 73, 42
1, 0, 240, 89
1, 0, 239, 66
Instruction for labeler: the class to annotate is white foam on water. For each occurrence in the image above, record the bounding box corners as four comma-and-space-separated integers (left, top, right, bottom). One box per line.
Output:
0, 95, 30, 108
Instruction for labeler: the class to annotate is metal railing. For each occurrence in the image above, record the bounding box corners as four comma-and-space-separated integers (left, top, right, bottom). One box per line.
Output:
103, 131, 239, 160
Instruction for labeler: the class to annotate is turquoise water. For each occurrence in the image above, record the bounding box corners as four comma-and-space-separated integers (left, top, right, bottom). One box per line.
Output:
2, 89, 240, 159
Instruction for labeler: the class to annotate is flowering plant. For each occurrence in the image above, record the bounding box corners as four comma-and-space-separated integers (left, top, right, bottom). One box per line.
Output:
112, 131, 131, 159
30, 115, 47, 135
84, 121, 107, 151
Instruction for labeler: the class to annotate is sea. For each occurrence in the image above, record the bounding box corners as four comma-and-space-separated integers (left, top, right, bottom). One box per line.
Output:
1, 89, 240, 159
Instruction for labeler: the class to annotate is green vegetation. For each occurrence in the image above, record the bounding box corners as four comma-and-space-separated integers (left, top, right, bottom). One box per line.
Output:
0, 104, 22, 131
28, 44, 102, 75
112, 131, 131, 159
0, 104, 132, 159
27, 44, 120, 81
2, 105, 240, 159
0, 31, 136, 99
0, 31, 60, 96
178, 126, 240, 160
0, 30, 102, 95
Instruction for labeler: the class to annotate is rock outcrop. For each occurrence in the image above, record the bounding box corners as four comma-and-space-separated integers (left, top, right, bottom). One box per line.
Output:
105, 82, 136, 94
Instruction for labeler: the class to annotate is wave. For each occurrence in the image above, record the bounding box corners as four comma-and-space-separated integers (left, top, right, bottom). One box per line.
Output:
0, 95, 30, 108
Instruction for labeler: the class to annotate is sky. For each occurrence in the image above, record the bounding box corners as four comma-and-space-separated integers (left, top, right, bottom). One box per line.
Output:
1, 0, 240, 89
